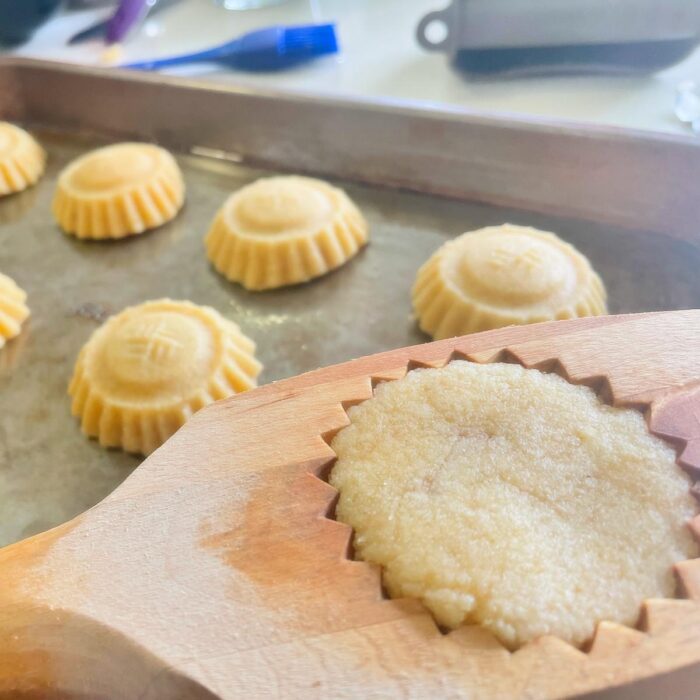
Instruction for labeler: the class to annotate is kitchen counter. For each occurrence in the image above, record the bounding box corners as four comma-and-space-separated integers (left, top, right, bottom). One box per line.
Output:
6, 0, 700, 135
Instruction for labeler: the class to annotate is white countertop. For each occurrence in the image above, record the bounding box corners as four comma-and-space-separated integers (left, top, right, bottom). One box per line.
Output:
7, 0, 700, 135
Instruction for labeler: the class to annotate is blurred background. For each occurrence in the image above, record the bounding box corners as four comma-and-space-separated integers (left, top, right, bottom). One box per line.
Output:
1, 0, 699, 134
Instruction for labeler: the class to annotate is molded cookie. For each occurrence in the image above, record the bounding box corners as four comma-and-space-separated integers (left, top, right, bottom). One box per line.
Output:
69, 299, 262, 455
0, 273, 30, 349
205, 176, 368, 290
412, 224, 607, 339
53, 142, 184, 239
0, 122, 46, 196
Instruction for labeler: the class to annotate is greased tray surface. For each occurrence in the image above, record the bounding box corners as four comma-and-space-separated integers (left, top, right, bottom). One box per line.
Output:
2, 129, 700, 547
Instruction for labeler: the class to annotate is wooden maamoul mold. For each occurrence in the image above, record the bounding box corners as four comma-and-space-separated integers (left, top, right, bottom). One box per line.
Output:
0, 311, 699, 699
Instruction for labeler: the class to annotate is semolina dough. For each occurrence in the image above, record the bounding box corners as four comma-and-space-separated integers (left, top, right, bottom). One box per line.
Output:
412, 224, 607, 340
330, 362, 698, 649
69, 299, 262, 455
53, 142, 185, 239
205, 175, 368, 290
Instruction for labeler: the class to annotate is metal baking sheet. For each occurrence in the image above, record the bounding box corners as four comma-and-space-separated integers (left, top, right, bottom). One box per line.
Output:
1, 61, 700, 547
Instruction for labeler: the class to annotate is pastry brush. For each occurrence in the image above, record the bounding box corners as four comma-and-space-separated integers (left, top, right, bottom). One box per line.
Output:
123, 23, 338, 71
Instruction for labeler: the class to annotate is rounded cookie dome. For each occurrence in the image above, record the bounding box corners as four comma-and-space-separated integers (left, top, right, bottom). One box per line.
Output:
205, 176, 368, 290
412, 224, 607, 339
69, 299, 262, 455
53, 142, 184, 239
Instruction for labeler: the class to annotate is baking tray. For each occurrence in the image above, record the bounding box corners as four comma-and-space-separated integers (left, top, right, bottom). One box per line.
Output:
1, 58, 699, 548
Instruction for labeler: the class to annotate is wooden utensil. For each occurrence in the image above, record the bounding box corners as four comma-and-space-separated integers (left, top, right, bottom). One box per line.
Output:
1, 310, 699, 699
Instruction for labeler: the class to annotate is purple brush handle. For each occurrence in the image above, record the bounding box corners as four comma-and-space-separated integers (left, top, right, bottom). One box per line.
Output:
106, 0, 148, 43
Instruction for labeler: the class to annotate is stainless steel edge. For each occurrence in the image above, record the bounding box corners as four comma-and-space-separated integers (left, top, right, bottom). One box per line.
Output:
2, 57, 699, 241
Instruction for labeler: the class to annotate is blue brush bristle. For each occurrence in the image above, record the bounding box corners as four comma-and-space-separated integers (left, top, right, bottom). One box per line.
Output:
281, 24, 338, 57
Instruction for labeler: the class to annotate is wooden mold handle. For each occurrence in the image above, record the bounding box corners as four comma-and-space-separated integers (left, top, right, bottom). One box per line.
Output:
0, 311, 699, 699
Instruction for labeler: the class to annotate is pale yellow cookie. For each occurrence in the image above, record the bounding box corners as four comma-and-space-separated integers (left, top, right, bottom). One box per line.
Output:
0, 273, 30, 349
330, 362, 698, 649
53, 143, 184, 239
0, 122, 45, 196
412, 224, 607, 339
205, 176, 368, 290
69, 299, 262, 455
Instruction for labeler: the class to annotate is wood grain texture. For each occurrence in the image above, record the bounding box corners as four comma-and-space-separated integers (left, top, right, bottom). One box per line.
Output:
0, 311, 699, 699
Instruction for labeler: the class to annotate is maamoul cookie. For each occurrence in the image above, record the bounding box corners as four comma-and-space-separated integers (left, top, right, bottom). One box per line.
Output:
412, 224, 607, 339
69, 299, 261, 455
0, 273, 30, 349
53, 143, 184, 239
205, 175, 368, 290
330, 362, 698, 649
0, 122, 45, 195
